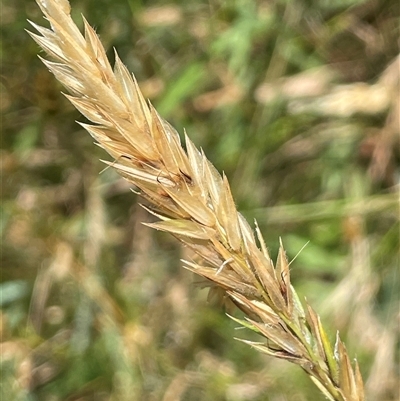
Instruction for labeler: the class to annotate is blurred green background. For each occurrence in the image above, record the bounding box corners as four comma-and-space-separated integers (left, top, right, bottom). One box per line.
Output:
1, 0, 399, 400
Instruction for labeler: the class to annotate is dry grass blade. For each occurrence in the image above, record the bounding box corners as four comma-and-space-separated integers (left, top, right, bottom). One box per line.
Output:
28, 0, 365, 399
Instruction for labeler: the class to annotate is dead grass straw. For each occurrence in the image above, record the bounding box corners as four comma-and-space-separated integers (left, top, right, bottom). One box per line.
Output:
28, 1, 365, 399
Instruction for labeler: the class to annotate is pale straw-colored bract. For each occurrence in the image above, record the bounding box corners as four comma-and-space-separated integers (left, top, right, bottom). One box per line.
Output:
28, 1, 365, 399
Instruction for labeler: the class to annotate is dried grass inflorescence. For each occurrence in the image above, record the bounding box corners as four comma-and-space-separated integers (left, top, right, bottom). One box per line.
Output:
28, 0, 364, 399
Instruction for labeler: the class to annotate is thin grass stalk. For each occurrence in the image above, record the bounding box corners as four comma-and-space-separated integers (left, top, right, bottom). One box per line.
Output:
28, 1, 365, 399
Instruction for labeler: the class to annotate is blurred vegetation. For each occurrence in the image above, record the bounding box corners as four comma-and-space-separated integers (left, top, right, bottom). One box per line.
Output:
1, 0, 399, 400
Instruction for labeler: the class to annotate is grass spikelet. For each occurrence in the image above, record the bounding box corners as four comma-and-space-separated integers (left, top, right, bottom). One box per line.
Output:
28, 0, 366, 399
